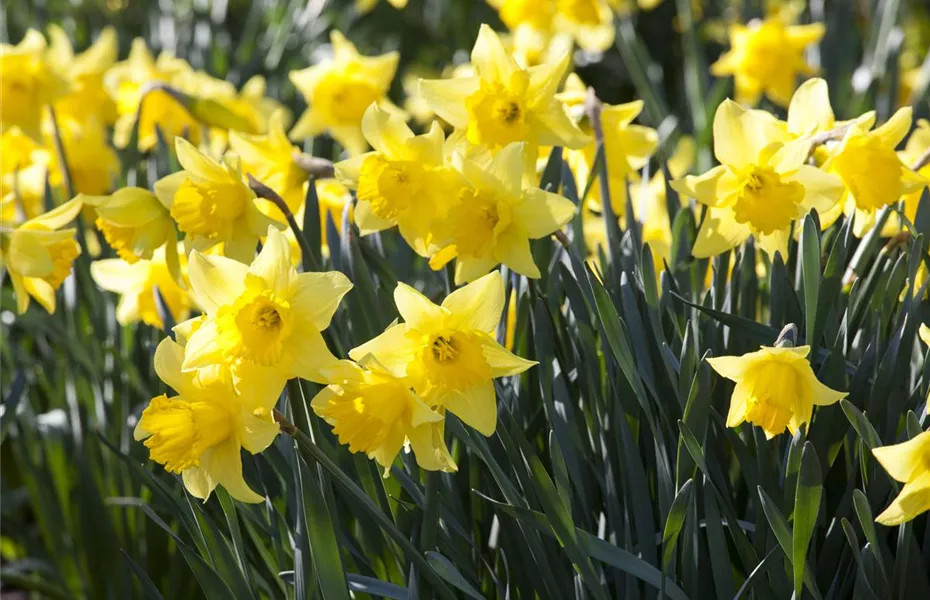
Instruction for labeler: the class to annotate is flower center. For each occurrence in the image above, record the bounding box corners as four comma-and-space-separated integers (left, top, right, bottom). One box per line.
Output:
170, 177, 249, 239
465, 75, 529, 147
831, 135, 904, 211
446, 187, 509, 257
216, 283, 294, 366
314, 70, 382, 125
96, 217, 140, 264
138, 394, 233, 474
731, 166, 804, 234
418, 331, 492, 390
357, 155, 423, 221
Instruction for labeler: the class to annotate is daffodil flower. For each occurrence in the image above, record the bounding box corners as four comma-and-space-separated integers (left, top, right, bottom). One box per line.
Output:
821, 107, 927, 237
153, 138, 281, 263
80, 187, 173, 264
349, 272, 536, 436
289, 31, 401, 156
671, 100, 844, 259
431, 142, 576, 283
489, 0, 615, 54
0, 127, 52, 221
181, 226, 353, 389
898, 118, 930, 227
334, 103, 461, 257
50, 118, 120, 196
104, 38, 199, 151
420, 24, 588, 152
0, 30, 70, 140
1, 197, 82, 314
228, 111, 307, 216
46, 25, 118, 126
135, 337, 281, 503
711, 15, 824, 107
90, 245, 191, 328
708, 345, 846, 439
872, 431, 930, 526
312, 357, 455, 475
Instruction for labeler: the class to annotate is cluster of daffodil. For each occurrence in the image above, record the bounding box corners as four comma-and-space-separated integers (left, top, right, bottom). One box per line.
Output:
2, 10, 929, 526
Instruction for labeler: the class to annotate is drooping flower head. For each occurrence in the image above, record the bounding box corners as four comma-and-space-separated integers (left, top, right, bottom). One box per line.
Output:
708, 344, 846, 439
312, 357, 455, 475
420, 24, 588, 152
872, 432, 930, 526
0, 197, 82, 314
135, 338, 280, 503
80, 188, 174, 264
821, 107, 927, 237
711, 14, 824, 107
430, 142, 576, 283
335, 103, 461, 257
181, 226, 353, 389
289, 31, 401, 156
672, 100, 844, 259
0, 127, 52, 221
154, 138, 281, 263
0, 30, 70, 140
46, 25, 119, 126
350, 272, 536, 436
91, 245, 192, 328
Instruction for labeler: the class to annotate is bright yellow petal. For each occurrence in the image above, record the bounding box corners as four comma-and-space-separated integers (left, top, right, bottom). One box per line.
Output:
175, 137, 228, 182
873, 107, 912, 149
204, 438, 264, 503
755, 228, 790, 261
526, 51, 570, 109
89, 258, 139, 294
725, 380, 751, 427
479, 335, 537, 377
248, 226, 292, 295
8, 233, 53, 278
670, 166, 727, 206
471, 24, 519, 83
876, 472, 930, 526
361, 103, 413, 157
443, 381, 497, 436
497, 231, 539, 279
288, 321, 338, 383
152, 172, 188, 209
408, 420, 457, 472
707, 354, 753, 381
788, 165, 845, 216
182, 466, 217, 502
418, 77, 480, 129
442, 271, 504, 333
153, 338, 187, 393
808, 373, 847, 406
530, 100, 590, 149
289, 270, 353, 331
872, 431, 930, 483
28, 197, 83, 230
23, 277, 57, 313
188, 252, 249, 314
692, 207, 752, 258
515, 188, 577, 239
348, 323, 418, 377
394, 282, 447, 329
787, 78, 834, 135
181, 319, 225, 370
713, 100, 786, 169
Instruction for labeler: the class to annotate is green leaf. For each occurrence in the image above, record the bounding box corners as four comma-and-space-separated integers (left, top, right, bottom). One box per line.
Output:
661, 479, 693, 571
425, 552, 485, 600
757, 486, 823, 600
800, 214, 823, 346
793, 442, 822, 598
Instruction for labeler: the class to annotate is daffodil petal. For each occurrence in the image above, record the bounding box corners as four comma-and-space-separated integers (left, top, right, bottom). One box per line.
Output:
872, 432, 930, 483
418, 77, 479, 129
787, 78, 834, 135
394, 282, 447, 329
692, 207, 752, 258
875, 472, 930, 526
444, 381, 497, 436
290, 270, 353, 331
249, 227, 292, 295
288, 323, 338, 383
471, 24, 518, 83
442, 272, 504, 333
206, 438, 264, 503
479, 335, 537, 377
516, 188, 577, 239
188, 252, 249, 314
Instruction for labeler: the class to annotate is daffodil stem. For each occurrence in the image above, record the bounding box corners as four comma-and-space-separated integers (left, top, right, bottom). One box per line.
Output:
247, 174, 322, 272
48, 107, 74, 201
272, 408, 457, 600
806, 124, 851, 159
292, 152, 335, 179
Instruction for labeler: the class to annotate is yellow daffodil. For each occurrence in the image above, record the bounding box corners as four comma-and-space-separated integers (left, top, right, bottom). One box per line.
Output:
349, 272, 536, 436
872, 431, 930, 525
489, 0, 615, 53
312, 178, 354, 258
431, 142, 576, 283
180, 226, 352, 388
312, 357, 454, 475
105, 38, 199, 151
508, 28, 573, 70
335, 103, 460, 256
420, 24, 588, 152
711, 15, 824, 107
153, 138, 281, 263
46, 25, 118, 126
671, 100, 844, 259
1, 197, 82, 314
80, 188, 173, 264
356, 0, 408, 13
90, 245, 191, 328
0, 30, 70, 140
289, 31, 401, 156
50, 118, 120, 196
228, 112, 307, 215
897, 118, 930, 227
708, 344, 846, 439
0, 128, 52, 221
820, 107, 927, 237
134, 337, 280, 503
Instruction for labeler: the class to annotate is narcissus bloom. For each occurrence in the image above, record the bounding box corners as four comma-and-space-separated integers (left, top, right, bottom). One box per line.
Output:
135, 338, 280, 503
821, 107, 927, 237
154, 138, 281, 263
80, 188, 173, 264
46, 25, 118, 126
228, 112, 307, 216
430, 142, 576, 283
708, 345, 846, 439
104, 38, 199, 151
50, 118, 120, 196
489, 0, 616, 53
711, 15, 824, 107
350, 272, 536, 436
671, 100, 844, 259
1, 197, 82, 314
872, 432, 930, 526
181, 226, 352, 387
312, 357, 455, 474
0, 127, 51, 221
289, 31, 401, 156
91, 245, 191, 328
420, 24, 588, 151
898, 119, 930, 226
335, 103, 460, 256
0, 30, 70, 140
